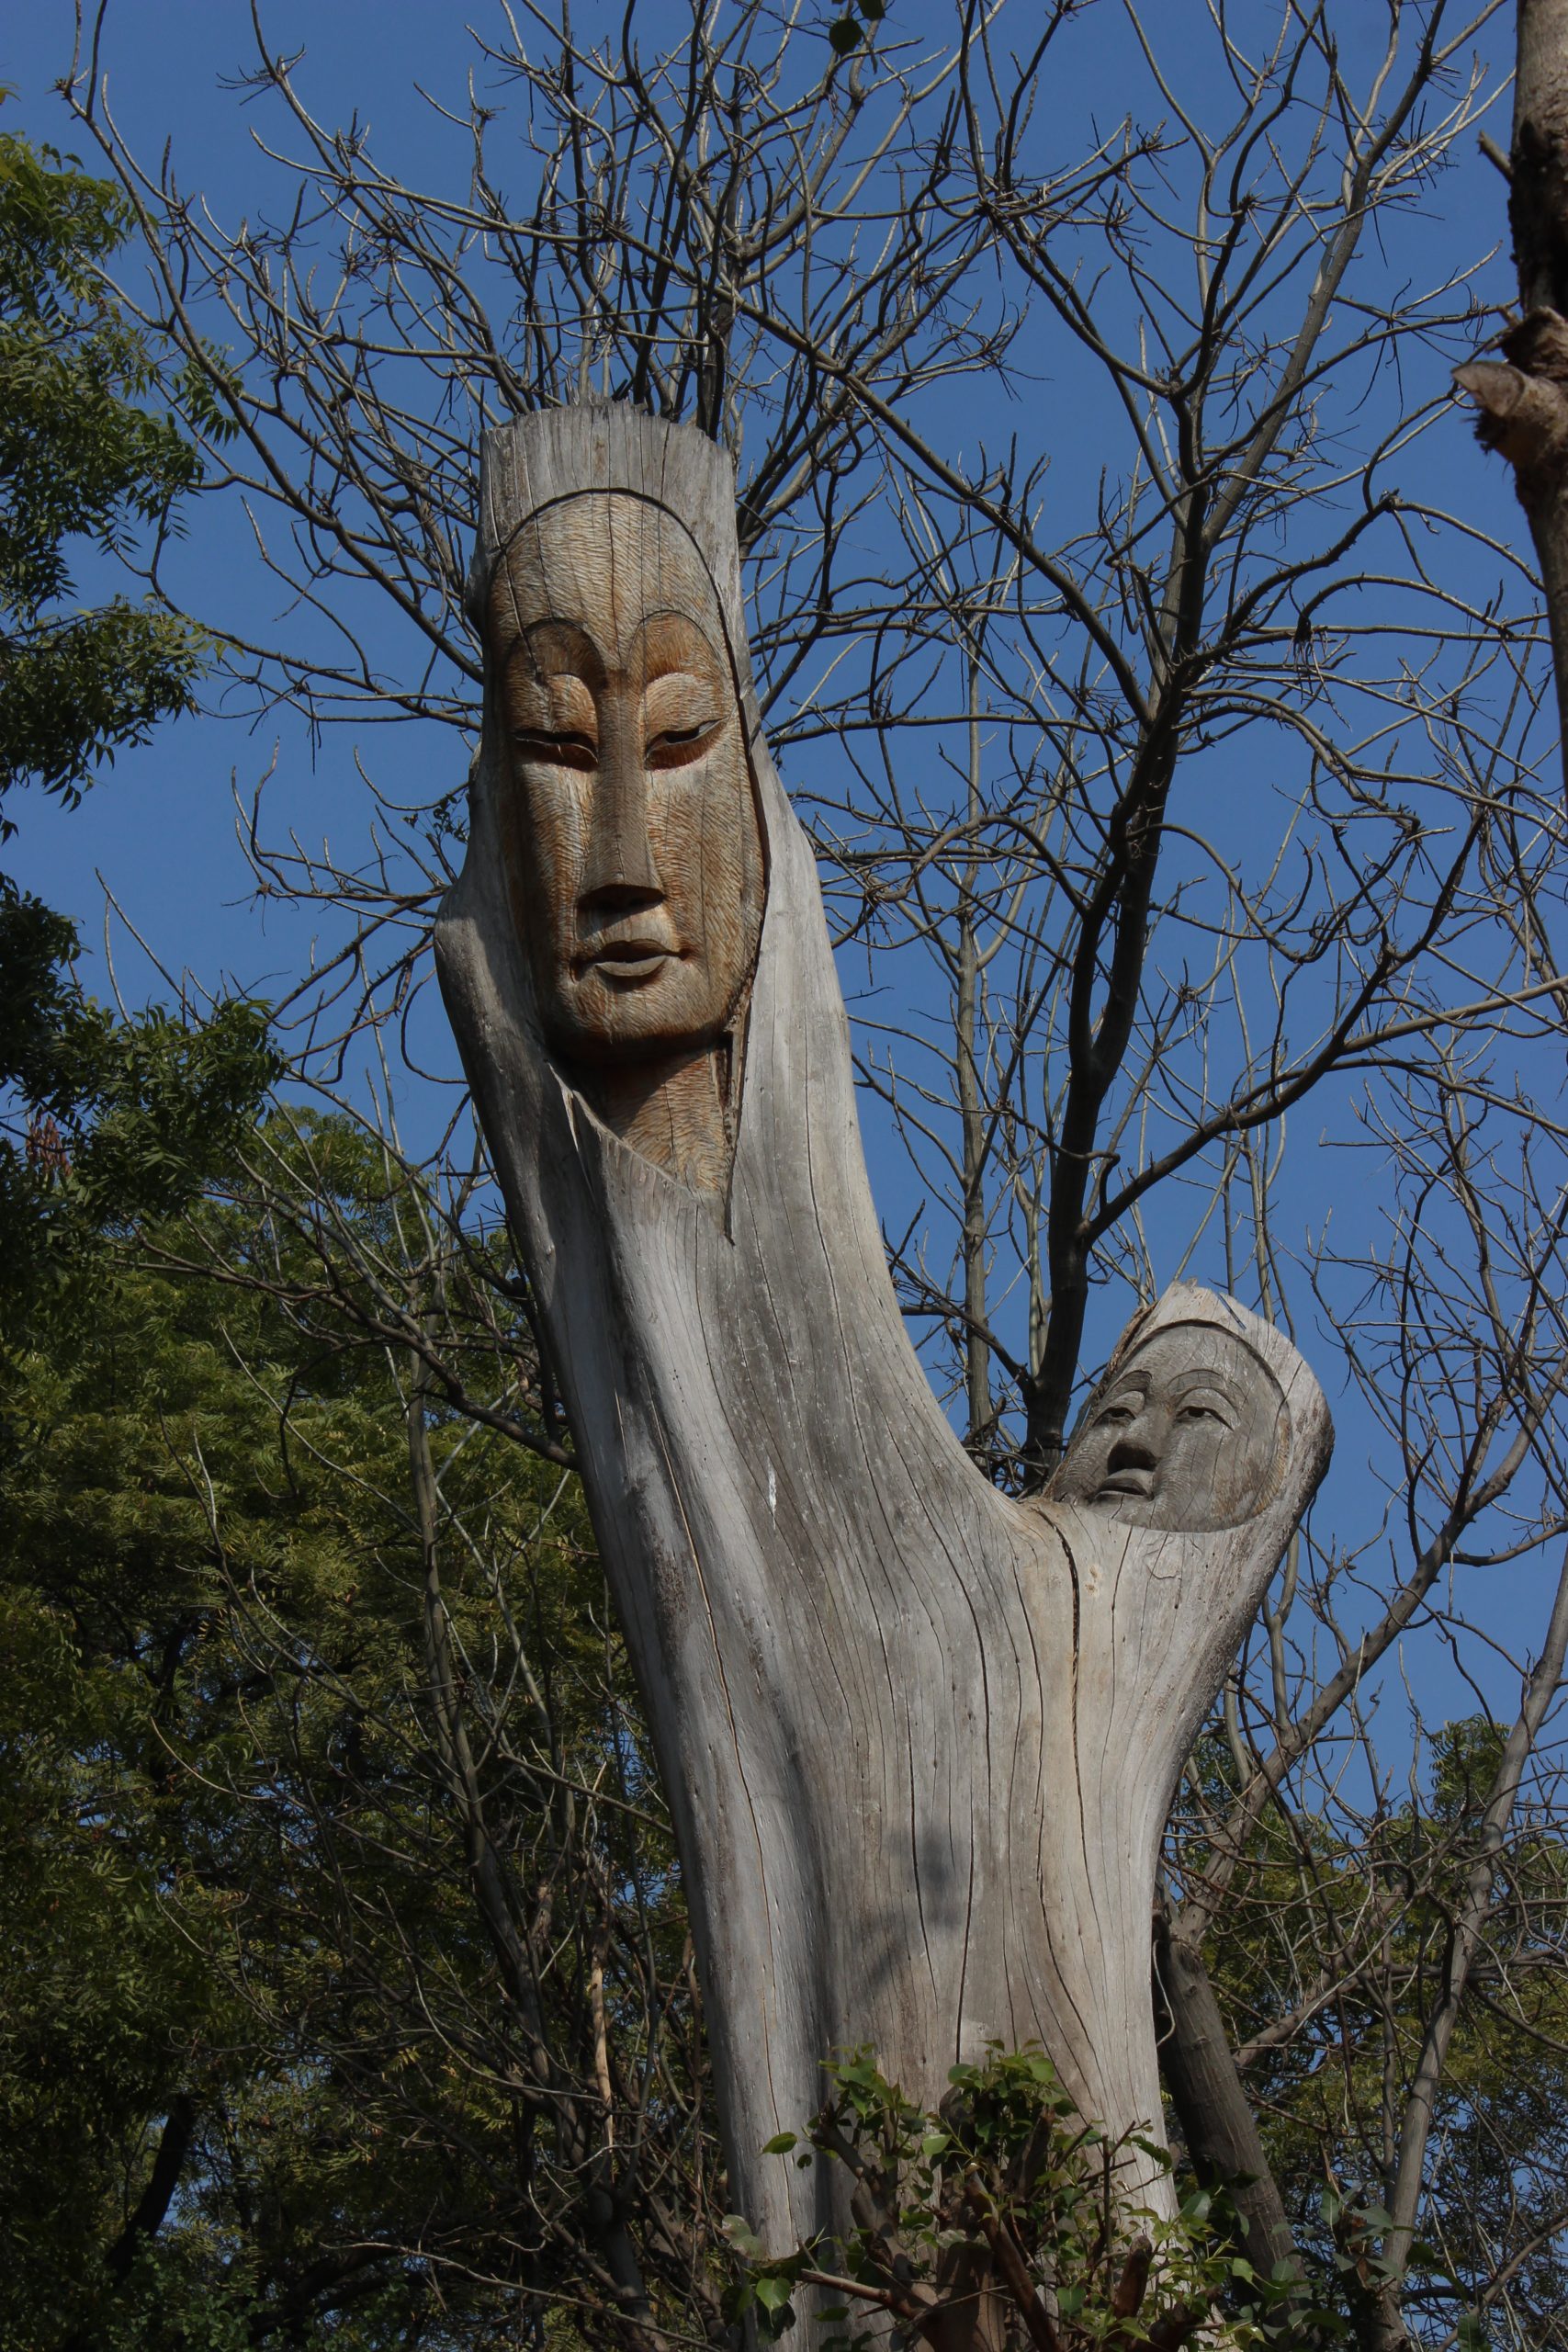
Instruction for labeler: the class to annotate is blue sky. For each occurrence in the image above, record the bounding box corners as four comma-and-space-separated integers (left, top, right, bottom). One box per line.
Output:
6, 3, 480, 1007
6, 0, 1557, 1750
3, 0, 1516, 1019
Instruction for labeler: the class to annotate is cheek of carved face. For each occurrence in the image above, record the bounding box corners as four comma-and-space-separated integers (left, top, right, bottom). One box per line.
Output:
1054, 1325, 1287, 1532
491, 501, 763, 1069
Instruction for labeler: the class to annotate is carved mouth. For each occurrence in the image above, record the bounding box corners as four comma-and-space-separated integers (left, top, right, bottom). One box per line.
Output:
581, 940, 681, 986
1096, 1469, 1155, 1499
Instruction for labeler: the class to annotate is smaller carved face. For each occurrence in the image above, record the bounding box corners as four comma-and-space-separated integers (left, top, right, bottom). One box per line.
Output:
1053, 1324, 1287, 1532
490, 492, 763, 1068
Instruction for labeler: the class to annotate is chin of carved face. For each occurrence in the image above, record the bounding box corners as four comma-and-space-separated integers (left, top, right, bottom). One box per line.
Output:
490, 492, 764, 1069
1053, 1323, 1288, 1532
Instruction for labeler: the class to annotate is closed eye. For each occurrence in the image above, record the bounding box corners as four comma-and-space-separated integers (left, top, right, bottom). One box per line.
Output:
514, 729, 596, 768
646, 718, 718, 767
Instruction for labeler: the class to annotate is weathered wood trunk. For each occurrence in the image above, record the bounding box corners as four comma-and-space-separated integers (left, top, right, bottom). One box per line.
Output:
435, 403, 1331, 2251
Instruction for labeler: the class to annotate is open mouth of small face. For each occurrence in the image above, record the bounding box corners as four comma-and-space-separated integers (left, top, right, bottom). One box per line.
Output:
1095, 1468, 1156, 1499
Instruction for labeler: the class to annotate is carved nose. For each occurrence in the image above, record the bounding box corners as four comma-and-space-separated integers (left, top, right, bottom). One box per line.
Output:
1107, 1434, 1158, 1472
581, 712, 662, 909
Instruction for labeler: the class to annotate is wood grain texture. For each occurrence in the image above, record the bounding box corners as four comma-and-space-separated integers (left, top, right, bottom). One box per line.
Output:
435, 404, 1333, 2252
486, 472, 764, 1192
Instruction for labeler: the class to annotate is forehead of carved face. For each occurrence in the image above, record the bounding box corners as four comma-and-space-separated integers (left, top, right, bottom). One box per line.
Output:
488, 492, 764, 1069
1053, 1324, 1289, 1532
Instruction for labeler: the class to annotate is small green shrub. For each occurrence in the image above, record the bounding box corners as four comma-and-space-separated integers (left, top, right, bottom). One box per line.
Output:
724, 2044, 1307, 2348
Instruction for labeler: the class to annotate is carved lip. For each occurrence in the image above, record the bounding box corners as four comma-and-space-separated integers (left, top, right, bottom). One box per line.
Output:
580, 937, 682, 985
1095, 1469, 1156, 1498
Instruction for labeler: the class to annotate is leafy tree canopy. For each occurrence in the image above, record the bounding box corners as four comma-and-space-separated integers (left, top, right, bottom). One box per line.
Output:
0, 101, 269, 1343
0, 1116, 638, 2349
0, 100, 208, 814
1172, 1732, 1568, 2346
0, 882, 274, 1342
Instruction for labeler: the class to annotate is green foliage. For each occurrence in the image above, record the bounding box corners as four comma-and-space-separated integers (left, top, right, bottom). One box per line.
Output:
1172, 1725, 1568, 2344
726, 2046, 1300, 2348
0, 103, 259, 1344
827, 1, 885, 59
0, 1120, 661, 2346
0, 876, 276, 1342
0, 106, 207, 812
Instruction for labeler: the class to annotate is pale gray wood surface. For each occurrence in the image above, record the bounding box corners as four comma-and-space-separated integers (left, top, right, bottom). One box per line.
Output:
436, 404, 1332, 2251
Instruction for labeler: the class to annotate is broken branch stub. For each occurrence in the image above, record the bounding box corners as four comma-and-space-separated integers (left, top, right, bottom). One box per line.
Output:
435, 403, 1331, 2249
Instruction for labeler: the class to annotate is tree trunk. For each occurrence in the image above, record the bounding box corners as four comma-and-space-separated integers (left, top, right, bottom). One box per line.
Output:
436, 402, 1332, 2253
1457, 0, 1568, 786
1154, 1912, 1303, 2291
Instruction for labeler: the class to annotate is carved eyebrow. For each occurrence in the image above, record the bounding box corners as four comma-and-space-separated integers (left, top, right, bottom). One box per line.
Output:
633, 609, 726, 677
1167, 1371, 1244, 1408
515, 617, 607, 684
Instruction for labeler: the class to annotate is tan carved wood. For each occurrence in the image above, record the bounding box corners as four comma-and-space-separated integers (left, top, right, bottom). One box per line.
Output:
436, 403, 1333, 2254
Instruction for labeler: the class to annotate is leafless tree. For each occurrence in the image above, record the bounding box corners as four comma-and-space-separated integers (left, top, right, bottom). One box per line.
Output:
62, 0, 1568, 2341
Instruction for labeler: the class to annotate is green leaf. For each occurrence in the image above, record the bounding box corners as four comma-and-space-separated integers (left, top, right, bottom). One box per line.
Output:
763, 2132, 799, 2154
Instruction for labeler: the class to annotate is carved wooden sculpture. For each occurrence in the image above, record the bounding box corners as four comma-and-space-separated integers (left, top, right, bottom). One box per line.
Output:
435, 405, 1332, 2254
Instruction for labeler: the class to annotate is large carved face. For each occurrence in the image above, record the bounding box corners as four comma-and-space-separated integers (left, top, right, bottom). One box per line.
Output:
1053, 1323, 1288, 1532
489, 492, 764, 1068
